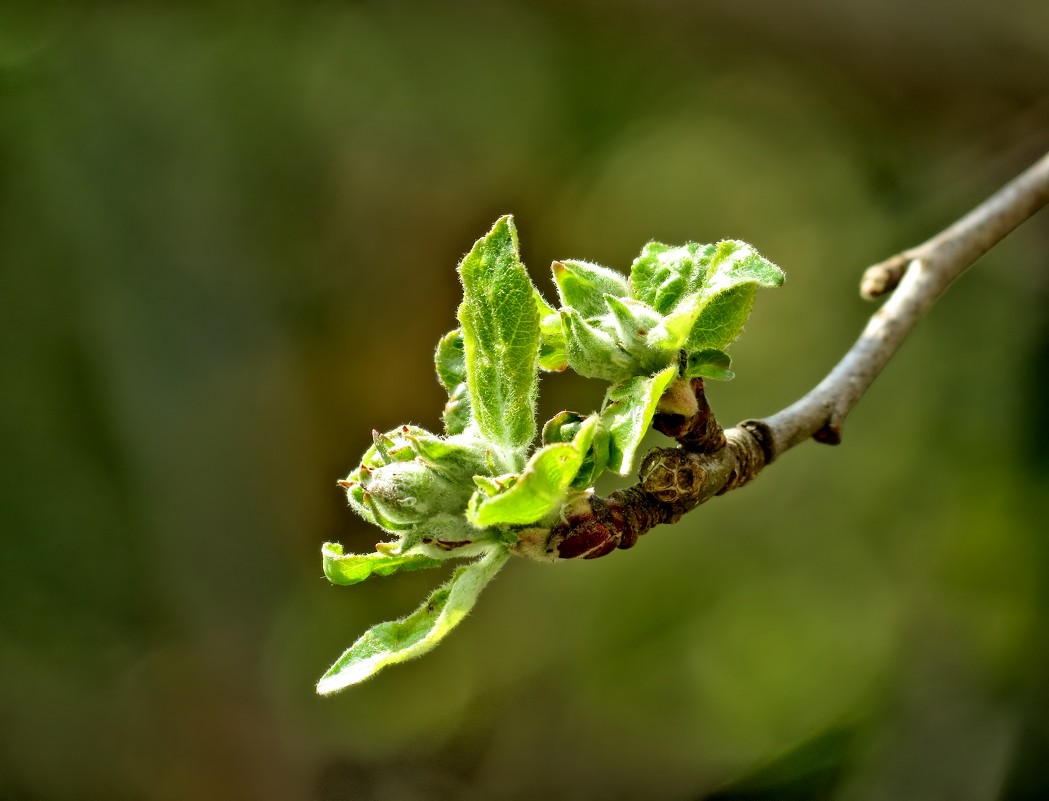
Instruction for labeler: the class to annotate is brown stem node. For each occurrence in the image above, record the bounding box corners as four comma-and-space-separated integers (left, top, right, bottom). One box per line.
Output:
717, 427, 767, 495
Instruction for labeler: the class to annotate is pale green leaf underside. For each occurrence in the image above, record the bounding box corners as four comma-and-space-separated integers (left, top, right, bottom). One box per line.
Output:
467, 415, 600, 527
602, 363, 678, 474
322, 542, 442, 586
684, 349, 734, 381
317, 547, 510, 694
457, 215, 541, 453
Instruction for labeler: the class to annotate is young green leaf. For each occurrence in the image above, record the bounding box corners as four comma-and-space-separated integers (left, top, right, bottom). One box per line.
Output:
603, 295, 661, 348
601, 294, 670, 374
534, 288, 568, 372
435, 329, 467, 391
457, 216, 541, 457
561, 308, 636, 382
316, 547, 510, 694
467, 443, 579, 527
685, 240, 784, 351
542, 410, 611, 489
442, 384, 472, 436
643, 293, 703, 362
629, 242, 713, 314
686, 285, 756, 351
684, 349, 735, 381
552, 260, 630, 318
402, 430, 490, 479
602, 363, 679, 474
396, 512, 502, 558
322, 542, 442, 586
435, 329, 472, 434
466, 415, 601, 527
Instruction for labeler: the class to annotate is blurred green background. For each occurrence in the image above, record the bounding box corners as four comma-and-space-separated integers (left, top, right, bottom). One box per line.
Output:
2, 2, 1048, 799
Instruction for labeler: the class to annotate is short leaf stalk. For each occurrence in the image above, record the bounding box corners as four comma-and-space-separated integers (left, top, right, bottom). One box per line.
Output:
317, 152, 1049, 693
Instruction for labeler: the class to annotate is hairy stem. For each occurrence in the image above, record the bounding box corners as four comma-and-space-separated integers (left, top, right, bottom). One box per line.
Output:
517, 150, 1049, 561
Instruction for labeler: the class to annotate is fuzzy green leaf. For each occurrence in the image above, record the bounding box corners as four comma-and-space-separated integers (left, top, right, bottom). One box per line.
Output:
442, 384, 472, 436
534, 288, 568, 372
457, 216, 541, 455
684, 349, 734, 381
467, 416, 601, 527
322, 542, 442, 586
402, 430, 490, 479
316, 547, 510, 693
395, 512, 500, 558
435, 330, 471, 435
561, 308, 635, 382
685, 240, 784, 351
602, 363, 679, 474
434, 329, 467, 391
541, 411, 611, 489
552, 259, 630, 318
629, 242, 713, 314
644, 293, 703, 361
686, 285, 755, 351
603, 295, 661, 344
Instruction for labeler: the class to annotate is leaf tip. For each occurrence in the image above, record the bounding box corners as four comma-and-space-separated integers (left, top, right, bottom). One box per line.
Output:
489, 213, 518, 245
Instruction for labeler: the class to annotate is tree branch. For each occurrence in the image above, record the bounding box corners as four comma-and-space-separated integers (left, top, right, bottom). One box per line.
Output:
514, 150, 1049, 562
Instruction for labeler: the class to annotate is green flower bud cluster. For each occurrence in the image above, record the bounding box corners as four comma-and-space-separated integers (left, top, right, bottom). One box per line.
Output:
343, 424, 495, 555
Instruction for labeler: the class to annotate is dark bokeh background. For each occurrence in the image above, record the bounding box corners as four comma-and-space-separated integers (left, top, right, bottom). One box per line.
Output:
2, 2, 1049, 799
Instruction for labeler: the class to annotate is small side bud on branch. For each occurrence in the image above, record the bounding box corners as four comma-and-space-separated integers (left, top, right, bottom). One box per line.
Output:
860, 254, 913, 299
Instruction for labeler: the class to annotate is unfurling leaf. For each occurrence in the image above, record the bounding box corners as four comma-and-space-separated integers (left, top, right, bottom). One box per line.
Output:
316, 547, 510, 693
322, 542, 441, 586
435, 329, 472, 434
602, 363, 678, 474
534, 288, 568, 372
561, 308, 637, 382
684, 349, 734, 381
457, 215, 541, 460
467, 415, 603, 527
541, 410, 610, 489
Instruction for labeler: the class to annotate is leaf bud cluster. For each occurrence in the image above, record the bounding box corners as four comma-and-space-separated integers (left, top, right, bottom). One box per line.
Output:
343, 425, 489, 538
